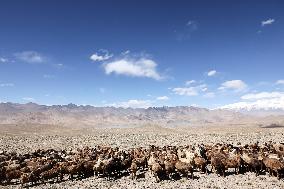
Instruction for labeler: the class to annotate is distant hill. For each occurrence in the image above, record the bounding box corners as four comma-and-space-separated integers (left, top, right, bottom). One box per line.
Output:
0, 102, 282, 128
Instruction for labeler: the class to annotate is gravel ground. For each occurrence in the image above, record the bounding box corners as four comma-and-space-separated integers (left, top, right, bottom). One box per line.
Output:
0, 124, 284, 188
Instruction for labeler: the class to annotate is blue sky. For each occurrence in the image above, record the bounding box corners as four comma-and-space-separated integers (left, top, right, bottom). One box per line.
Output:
0, 0, 284, 109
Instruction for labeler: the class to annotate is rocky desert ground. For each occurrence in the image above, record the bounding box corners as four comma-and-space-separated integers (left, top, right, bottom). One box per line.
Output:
1, 123, 284, 189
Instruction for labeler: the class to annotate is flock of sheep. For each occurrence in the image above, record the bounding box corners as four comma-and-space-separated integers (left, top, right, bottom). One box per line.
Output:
1, 142, 284, 187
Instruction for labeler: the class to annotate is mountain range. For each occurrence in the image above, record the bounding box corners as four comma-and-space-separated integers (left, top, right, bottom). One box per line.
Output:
0, 102, 283, 128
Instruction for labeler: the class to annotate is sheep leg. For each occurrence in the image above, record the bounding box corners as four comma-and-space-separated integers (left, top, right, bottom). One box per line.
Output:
155, 174, 160, 183
222, 169, 225, 177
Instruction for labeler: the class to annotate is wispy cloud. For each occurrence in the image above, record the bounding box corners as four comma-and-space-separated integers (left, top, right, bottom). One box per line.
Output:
172, 83, 207, 96
203, 92, 215, 98
207, 70, 217, 76
156, 96, 169, 100
172, 87, 198, 96
276, 80, 284, 85
103, 57, 163, 80
43, 74, 55, 79
0, 57, 9, 63
261, 18, 275, 26
14, 51, 45, 64
220, 91, 284, 110
185, 80, 196, 85
90, 49, 113, 62
175, 20, 198, 41
241, 92, 284, 100
52, 63, 65, 69
0, 83, 14, 87
22, 97, 35, 102
218, 80, 247, 92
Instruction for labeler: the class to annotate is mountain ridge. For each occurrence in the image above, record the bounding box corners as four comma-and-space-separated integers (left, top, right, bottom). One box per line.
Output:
0, 102, 283, 128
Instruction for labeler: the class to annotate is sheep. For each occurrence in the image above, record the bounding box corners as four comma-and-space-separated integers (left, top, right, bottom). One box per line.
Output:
211, 155, 226, 177
151, 162, 164, 182
164, 157, 176, 179
241, 152, 261, 176
130, 161, 138, 180
0, 166, 6, 184
20, 172, 36, 187
147, 152, 157, 173
133, 156, 147, 171
193, 156, 207, 174
175, 160, 193, 179
225, 156, 243, 174
66, 162, 84, 180
93, 158, 105, 178
262, 157, 284, 179
5, 169, 22, 184
40, 167, 61, 183
2, 143, 284, 187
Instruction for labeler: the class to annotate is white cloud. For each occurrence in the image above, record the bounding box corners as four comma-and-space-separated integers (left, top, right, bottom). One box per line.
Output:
220, 97, 284, 111
172, 83, 207, 96
218, 80, 247, 92
0, 57, 9, 63
15, 51, 44, 63
43, 74, 55, 79
241, 92, 284, 100
172, 87, 198, 96
207, 70, 217, 76
261, 18, 275, 26
276, 80, 284, 85
103, 57, 162, 80
156, 96, 169, 101
201, 87, 208, 92
185, 80, 196, 85
220, 91, 284, 111
203, 92, 215, 98
108, 99, 152, 108
90, 50, 113, 62
0, 83, 14, 87
121, 50, 130, 55
22, 97, 35, 102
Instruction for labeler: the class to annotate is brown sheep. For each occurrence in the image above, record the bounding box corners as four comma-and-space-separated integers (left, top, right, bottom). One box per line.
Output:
0, 166, 6, 184
20, 172, 36, 187
151, 162, 164, 182
193, 156, 207, 174
175, 160, 193, 179
93, 158, 105, 177
133, 156, 147, 170
82, 160, 96, 177
242, 152, 261, 176
211, 155, 226, 177
225, 155, 242, 174
66, 162, 84, 180
130, 161, 138, 180
5, 169, 21, 184
263, 157, 284, 179
40, 167, 61, 183
164, 158, 176, 179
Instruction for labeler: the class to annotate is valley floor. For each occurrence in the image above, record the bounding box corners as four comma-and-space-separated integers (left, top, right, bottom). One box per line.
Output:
0, 124, 284, 189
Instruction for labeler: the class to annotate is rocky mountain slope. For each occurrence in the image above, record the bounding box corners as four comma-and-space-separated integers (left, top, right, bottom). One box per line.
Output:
0, 102, 259, 127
